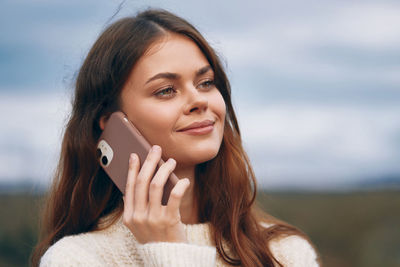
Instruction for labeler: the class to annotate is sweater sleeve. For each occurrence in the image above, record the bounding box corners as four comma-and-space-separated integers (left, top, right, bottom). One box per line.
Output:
269, 235, 320, 267
136, 242, 216, 267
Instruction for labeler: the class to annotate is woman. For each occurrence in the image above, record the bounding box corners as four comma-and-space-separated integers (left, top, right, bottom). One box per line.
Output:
32, 8, 320, 267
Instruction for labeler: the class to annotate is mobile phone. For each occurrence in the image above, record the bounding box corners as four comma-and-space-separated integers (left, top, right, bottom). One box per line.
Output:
96, 111, 179, 205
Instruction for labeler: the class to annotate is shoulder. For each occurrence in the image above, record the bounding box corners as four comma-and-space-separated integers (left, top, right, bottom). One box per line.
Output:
40, 231, 109, 266
269, 235, 319, 267
260, 222, 320, 267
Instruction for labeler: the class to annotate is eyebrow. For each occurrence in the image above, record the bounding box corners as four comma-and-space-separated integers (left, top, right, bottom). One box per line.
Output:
145, 65, 212, 85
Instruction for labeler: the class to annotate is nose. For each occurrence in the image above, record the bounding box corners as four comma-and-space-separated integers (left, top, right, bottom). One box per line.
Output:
183, 85, 208, 114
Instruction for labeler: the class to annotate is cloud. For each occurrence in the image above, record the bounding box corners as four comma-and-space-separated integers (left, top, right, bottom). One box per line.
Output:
0, 0, 121, 89
237, 103, 400, 188
0, 90, 71, 185
207, 1, 400, 89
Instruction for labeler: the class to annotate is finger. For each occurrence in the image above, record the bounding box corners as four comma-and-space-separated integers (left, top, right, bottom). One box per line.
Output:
134, 145, 162, 212
166, 178, 191, 217
124, 153, 140, 216
148, 158, 176, 213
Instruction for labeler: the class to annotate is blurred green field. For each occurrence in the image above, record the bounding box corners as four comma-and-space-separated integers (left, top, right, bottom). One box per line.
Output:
258, 191, 400, 267
0, 190, 399, 266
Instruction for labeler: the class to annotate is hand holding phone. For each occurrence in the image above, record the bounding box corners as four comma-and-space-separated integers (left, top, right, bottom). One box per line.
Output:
96, 111, 191, 243
123, 145, 191, 244
97, 111, 179, 205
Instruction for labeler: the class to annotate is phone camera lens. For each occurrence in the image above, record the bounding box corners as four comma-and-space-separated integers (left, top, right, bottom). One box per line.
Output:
101, 156, 108, 166
96, 148, 102, 158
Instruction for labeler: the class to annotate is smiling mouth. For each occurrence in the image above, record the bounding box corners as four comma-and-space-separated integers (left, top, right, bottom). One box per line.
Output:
177, 120, 215, 132
178, 123, 215, 135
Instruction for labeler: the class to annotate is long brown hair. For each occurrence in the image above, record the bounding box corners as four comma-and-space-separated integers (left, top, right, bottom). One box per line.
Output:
32, 8, 311, 266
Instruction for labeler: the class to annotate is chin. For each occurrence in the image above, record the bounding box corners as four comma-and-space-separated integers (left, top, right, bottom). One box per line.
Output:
166, 136, 223, 165
199, 150, 219, 163
190, 145, 221, 164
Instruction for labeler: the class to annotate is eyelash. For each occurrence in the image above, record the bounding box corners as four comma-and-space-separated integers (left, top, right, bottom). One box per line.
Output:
155, 79, 215, 99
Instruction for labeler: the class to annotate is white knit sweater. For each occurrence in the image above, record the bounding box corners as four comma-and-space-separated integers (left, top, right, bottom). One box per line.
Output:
40, 216, 319, 266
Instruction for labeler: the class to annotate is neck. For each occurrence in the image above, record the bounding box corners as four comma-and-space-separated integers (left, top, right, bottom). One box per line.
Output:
173, 163, 199, 224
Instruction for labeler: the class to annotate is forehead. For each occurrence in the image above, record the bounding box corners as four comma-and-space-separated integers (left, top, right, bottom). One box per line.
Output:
130, 33, 210, 79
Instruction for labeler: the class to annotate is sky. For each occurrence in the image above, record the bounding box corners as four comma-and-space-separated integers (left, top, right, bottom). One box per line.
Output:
1, 0, 399, 190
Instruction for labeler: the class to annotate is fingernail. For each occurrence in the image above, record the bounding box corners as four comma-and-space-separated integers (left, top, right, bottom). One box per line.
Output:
152, 145, 161, 152
129, 153, 137, 163
167, 158, 176, 165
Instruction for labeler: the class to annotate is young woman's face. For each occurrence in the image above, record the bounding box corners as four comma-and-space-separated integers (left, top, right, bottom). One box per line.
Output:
120, 33, 226, 167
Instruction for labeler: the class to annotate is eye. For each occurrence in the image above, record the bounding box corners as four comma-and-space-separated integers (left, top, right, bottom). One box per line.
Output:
155, 86, 176, 98
198, 79, 215, 89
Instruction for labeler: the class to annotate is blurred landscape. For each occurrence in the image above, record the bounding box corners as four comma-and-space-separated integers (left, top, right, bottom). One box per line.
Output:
0, 185, 399, 267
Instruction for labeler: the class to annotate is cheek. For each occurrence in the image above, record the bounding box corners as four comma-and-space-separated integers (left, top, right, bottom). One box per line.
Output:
212, 91, 227, 122
130, 104, 177, 143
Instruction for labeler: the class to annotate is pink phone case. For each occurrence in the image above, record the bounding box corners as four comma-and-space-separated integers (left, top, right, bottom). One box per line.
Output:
97, 111, 179, 205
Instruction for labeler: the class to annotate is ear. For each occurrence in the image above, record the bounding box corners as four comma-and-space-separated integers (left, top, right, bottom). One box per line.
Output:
99, 115, 108, 130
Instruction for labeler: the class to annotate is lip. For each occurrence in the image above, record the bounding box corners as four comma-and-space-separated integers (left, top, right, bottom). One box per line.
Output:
178, 125, 214, 135
178, 119, 215, 132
